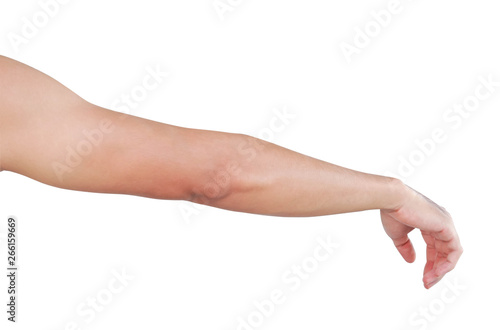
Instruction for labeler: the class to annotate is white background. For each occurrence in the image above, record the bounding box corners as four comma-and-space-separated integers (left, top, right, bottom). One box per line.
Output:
0, 0, 499, 329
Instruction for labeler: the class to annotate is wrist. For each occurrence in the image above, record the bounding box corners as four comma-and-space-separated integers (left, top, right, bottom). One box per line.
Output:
379, 177, 413, 211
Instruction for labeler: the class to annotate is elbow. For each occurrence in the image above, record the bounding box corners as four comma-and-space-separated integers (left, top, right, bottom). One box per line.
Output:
187, 133, 260, 206
187, 157, 246, 207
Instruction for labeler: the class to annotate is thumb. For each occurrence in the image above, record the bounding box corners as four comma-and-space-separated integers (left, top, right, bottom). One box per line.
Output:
392, 236, 416, 263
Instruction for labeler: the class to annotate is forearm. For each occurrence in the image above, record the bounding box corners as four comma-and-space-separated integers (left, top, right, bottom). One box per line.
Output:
0, 54, 407, 218
189, 134, 407, 217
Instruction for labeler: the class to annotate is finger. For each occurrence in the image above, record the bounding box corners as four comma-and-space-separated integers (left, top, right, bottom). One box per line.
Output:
424, 274, 444, 289
393, 236, 416, 263
423, 255, 452, 289
423, 236, 463, 288
423, 254, 447, 288
421, 232, 436, 275
432, 242, 463, 278
439, 248, 463, 275
423, 245, 436, 275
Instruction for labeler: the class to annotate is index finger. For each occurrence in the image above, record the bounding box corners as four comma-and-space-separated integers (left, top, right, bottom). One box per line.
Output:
423, 226, 463, 288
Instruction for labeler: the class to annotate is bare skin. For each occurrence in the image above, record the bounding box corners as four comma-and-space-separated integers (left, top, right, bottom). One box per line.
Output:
0, 55, 462, 289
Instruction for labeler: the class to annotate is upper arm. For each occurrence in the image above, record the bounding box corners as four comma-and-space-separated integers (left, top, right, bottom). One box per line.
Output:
0, 55, 231, 201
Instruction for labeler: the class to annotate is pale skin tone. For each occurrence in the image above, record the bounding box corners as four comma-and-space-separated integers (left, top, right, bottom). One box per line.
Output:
0, 55, 462, 289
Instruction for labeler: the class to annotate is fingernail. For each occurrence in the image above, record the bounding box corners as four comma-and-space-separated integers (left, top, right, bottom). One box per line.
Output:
425, 279, 438, 289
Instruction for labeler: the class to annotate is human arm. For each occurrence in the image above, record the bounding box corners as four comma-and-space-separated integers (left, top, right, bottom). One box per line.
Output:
0, 55, 462, 288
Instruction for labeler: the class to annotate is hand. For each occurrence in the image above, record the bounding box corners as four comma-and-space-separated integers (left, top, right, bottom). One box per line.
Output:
380, 185, 463, 289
